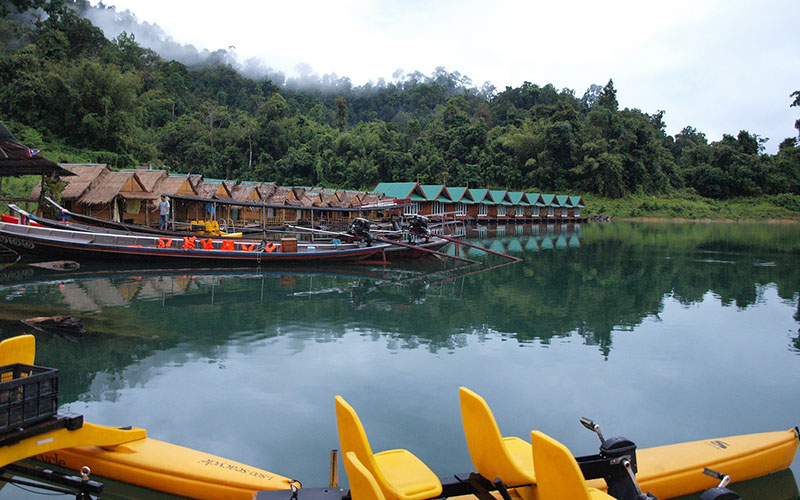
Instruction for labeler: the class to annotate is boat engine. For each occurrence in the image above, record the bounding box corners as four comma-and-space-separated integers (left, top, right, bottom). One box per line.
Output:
577, 418, 658, 500
348, 218, 373, 246
407, 215, 430, 237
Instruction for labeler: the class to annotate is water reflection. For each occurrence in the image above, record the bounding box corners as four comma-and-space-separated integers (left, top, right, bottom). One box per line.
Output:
0, 222, 798, 498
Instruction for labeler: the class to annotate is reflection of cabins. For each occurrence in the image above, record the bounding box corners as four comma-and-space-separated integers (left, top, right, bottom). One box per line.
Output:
59, 278, 130, 312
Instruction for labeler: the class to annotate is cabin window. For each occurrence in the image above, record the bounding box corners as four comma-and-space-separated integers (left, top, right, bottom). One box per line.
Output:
267, 208, 275, 218
516, 206, 524, 217
547, 207, 554, 217
563, 209, 569, 218
533, 207, 540, 217
497, 206, 506, 216
456, 203, 466, 216
478, 204, 488, 216
574, 209, 581, 218
404, 202, 420, 215
433, 202, 445, 215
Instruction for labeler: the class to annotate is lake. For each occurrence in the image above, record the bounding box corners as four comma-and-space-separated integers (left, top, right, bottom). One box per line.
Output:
0, 221, 798, 499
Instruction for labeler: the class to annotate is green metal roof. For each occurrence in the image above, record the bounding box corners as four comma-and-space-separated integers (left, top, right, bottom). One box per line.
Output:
374, 182, 426, 201
527, 193, 545, 207
555, 195, 570, 207
540, 194, 556, 206
489, 190, 512, 206
569, 195, 585, 208
420, 184, 453, 201
507, 192, 529, 205
470, 189, 495, 204
447, 187, 475, 204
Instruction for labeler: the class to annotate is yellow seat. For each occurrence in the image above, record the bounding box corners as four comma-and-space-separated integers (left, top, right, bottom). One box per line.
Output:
0, 334, 35, 368
458, 387, 535, 487
344, 451, 386, 500
530, 430, 615, 500
335, 396, 442, 500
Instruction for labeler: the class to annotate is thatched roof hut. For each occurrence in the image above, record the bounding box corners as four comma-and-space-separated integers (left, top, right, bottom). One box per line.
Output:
256, 183, 277, 200
77, 170, 153, 206
231, 183, 262, 203
154, 175, 198, 198
30, 164, 108, 200
196, 180, 232, 199
128, 169, 167, 193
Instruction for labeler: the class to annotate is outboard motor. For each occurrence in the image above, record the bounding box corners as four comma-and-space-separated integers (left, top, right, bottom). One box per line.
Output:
348, 217, 373, 246
407, 215, 430, 237
579, 418, 658, 500
697, 469, 741, 500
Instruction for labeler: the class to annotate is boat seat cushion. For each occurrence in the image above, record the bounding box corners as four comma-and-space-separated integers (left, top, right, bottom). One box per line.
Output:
374, 449, 442, 500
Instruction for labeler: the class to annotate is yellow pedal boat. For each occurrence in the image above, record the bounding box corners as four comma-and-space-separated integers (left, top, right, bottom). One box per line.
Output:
0, 335, 295, 500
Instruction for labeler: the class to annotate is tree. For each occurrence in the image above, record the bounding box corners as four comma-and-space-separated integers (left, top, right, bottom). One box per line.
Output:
334, 96, 348, 131
597, 79, 618, 111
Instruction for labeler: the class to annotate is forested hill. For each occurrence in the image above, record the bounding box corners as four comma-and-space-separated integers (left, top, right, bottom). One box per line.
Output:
1, 0, 799, 200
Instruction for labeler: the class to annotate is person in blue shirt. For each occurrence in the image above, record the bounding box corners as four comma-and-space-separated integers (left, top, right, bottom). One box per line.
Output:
153, 194, 170, 230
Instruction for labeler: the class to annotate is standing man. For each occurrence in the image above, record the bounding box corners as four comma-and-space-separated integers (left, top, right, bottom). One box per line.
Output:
153, 194, 170, 230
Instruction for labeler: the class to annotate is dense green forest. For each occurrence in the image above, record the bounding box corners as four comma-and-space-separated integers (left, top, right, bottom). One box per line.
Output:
1, 0, 799, 203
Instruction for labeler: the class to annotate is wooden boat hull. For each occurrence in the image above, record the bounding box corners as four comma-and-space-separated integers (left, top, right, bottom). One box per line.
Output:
36, 435, 294, 500
0, 222, 386, 264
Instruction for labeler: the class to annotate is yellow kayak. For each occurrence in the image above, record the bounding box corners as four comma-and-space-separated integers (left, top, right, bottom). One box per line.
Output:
36, 436, 295, 500
590, 428, 799, 499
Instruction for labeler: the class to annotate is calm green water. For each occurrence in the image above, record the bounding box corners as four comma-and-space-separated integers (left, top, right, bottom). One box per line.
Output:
0, 222, 798, 499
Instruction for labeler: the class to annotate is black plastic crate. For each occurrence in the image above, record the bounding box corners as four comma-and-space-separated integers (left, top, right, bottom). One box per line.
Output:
0, 363, 58, 434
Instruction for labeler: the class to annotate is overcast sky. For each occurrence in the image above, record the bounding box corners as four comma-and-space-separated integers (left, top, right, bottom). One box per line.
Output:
95, 0, 799, 153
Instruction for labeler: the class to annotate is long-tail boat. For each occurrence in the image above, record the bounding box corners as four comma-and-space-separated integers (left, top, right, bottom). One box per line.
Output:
0, 222, 386, 264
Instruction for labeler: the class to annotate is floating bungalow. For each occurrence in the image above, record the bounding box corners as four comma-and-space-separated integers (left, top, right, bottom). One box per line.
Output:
371, 184, 588, 224
26, 166, 588, 231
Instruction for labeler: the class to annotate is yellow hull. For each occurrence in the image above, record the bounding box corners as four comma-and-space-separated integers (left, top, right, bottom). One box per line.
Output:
444, 429, 798, 500
37, 435, 295, 500
600, 428, 799, 499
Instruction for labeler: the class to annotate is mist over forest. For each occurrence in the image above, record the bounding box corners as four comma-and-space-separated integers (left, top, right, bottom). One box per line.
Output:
1, 0, 798, 202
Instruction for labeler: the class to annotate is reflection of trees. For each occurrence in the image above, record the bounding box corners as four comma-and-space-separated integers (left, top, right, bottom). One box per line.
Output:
2, 222, 798, 402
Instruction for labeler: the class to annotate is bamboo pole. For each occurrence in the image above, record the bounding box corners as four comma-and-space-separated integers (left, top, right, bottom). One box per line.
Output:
435, 233, 522, 262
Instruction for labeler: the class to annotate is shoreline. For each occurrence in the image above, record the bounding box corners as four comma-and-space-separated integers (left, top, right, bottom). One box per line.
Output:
612, 217, 800, 224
